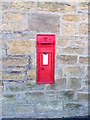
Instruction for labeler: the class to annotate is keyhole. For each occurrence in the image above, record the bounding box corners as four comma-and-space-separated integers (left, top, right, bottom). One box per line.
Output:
42, 68, 44, 70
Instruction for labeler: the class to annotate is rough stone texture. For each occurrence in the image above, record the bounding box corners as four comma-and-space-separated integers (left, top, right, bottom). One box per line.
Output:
7, 39, 35, 55
11, 2, 35, 10
3, 12, 25, 21
28, 13, 60, 33
69, 40, 85, 48
77, 92, 88, 102
1, 22, 26, 31
62, 23, 76, 35
67, 78, 81, 89
78, 23, 88, 35
78, 3, 88, 10
56, 36, 69, 47
2, 72, 25, 81
62, 47, 84, 54
37, 2, 75, 13
57, 55, 77, 64
64, 66, 85, 77
27, 69, 36, 79
79, 56, 88, 64
2, 57, 29, 67
62, 14, 84, 22
1, 1, 88, 118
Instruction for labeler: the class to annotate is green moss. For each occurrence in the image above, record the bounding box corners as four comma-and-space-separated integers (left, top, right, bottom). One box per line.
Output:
4, 94, 15, 99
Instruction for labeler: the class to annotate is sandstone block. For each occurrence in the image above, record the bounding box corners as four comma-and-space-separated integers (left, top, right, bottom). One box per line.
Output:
37, 2, 75, 13
55, 78, 66, 90
3, 12, 24, 21
69, 36, 88, 42
78, 3, 88, 10
2, 72, 25, 80
77, 92, 88, 102
28, 13, 60, 33
11, 2, 35, 10
36, 101, 62, 113
5, 82, 27, 92
2, 57, 28, 67
64, 66, 85, 77
62, 47, 84, 54
62, 14, 84, 22
69, 40, 85, 48
67, 78, 81, 89
62, 23, 76, 35
56, 36, 69, 47
1, 22, 26, 31
78, 23, 88, 35
57, 55, 77, 64
79, 56, 88, 64
7, 39, 35, 55
27, 69, 36, 79
25, 92, 44, 101
15, 105, 34, 115
2, 2, 8, 10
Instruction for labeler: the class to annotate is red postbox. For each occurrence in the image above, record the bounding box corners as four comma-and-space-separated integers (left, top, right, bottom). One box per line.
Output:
36, 34, 55, 84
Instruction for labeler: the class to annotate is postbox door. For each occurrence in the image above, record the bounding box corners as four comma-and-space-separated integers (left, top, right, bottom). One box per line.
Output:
40, 52, 52, 83
37, 51, 54, 84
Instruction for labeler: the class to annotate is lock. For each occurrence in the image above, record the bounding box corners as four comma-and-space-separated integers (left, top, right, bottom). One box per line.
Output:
42, 67, 44, 70
36, 34, 55, 84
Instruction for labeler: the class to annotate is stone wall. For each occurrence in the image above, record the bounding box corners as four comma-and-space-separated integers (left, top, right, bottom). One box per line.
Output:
0, 0, 89, 118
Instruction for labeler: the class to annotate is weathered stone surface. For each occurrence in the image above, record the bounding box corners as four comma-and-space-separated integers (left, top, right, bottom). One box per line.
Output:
62, 47, 84, 54
64, 66, 85, 77
78, 3, 88, 10
25, 92, 44, 101
2, 2, 8, 10
77, 92, 88, 102
44, 91, 57, 101
27, 69, 36, 79
69, 40, 85, 48
60, 90, 75, 102
1, 22, 26, 31
3, 12, 24, 21
64, 103, 81, 109
11, 2, 35, 10
7, 39, 35, 55
1, 0, 89, 118
44, 78, 66, 90
67, 78, 81, 89
28, 13, 60, 33
2, 72, 25, 80
57, 55, 77, 64
78, 23, 88, 35
55, 78, 66, 89
69, 36, 88, 42
15, 104, 34, 115
3, 94, 16, 104
36, 101, 62, 113
2, 57, 28, 67
62, 14, 84, 22
5, 82, 27, 92
37, 2, 75, 13
62, 23, 76, 35
56, 36, 69, 47
79, 56, 88, 64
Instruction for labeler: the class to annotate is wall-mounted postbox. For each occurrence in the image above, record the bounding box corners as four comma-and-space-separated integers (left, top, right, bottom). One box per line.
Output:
36, 34, 55, 84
